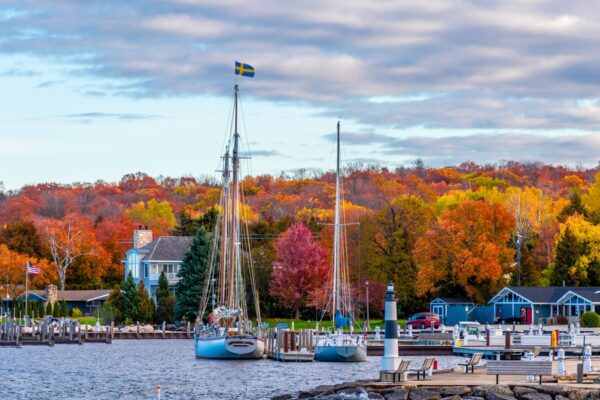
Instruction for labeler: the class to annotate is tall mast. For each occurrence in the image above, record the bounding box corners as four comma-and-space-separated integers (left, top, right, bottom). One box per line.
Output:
228, 84, 240, 308
333, 120, 341, 323
218, 149, 230, 306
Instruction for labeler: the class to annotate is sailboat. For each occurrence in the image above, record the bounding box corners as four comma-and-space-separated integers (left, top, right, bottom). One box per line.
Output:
194, 84, 264, 359
314, 121, 367, 362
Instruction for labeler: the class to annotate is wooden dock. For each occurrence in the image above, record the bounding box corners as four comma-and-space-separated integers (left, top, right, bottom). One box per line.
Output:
265, 329, 315, 362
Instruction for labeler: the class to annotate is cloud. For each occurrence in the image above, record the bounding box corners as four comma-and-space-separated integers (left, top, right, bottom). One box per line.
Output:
245, 149, 282, 157
2, 1, 600, 148
63, 112, 162, 122
327, 131, 600, 167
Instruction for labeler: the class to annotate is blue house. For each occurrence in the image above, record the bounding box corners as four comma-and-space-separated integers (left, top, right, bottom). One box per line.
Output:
429, 297, 475, 325
123, 228, 193, 300
488, 286, 600, 324
14, 285, 110, 316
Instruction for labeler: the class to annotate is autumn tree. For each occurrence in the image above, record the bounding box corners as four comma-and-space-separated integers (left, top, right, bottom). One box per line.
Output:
415, 200, 515, 303
583, 172, 600, 224
270, 223, 328, 320
0, 221, 48, 259
126, 199, 176, 235
45, 217, 94, 290
360, 196, 434, 315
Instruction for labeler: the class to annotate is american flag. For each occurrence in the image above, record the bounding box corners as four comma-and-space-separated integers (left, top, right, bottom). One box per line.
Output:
27, 261, 41, 275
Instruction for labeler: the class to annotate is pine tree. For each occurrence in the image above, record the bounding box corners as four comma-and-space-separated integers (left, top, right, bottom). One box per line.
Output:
52, 301, 59, 317
106, 284, 124, 323
560, 191, 588, 220
175, 227, 210, 322
45, 301, 52, 316
551, 226, 581, 286
122, 271, 140, 323
155, 271, 175, 323
60, 300, 67, 317
136, 281, 154, 323
172, 208, 218, 236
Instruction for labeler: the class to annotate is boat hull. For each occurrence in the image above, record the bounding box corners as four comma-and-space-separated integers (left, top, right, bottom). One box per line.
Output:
195, 335, 265, 359
314, 344, 367, 362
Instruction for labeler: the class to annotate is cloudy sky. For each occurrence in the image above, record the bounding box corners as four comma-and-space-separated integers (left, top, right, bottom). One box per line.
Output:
2, 1, 600, 188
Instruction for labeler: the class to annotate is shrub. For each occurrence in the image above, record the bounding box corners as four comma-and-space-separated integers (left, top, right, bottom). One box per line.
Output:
71, 308, 82, 318
581, 312, 600, 328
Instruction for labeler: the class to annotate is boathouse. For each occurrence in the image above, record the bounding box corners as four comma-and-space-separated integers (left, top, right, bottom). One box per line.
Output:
429, 297, 474, 325
123, 227, 193, 300
488, 286, 600, 324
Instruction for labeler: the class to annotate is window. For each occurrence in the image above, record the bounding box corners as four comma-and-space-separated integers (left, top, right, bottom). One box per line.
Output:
144, 264, 148, 278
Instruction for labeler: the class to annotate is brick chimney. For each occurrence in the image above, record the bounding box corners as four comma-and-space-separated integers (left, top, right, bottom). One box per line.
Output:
46, 284, 57, 305
133, 225, 153, 249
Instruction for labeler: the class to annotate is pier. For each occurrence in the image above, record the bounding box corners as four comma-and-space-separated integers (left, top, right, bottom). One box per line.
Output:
265, 328, 315, 361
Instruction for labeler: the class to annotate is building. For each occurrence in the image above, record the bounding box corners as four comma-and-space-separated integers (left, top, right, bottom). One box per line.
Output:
123, 227, 193, 299
429, 297, 475, 325
488, 286, 600, 324
18, 285, 110, 316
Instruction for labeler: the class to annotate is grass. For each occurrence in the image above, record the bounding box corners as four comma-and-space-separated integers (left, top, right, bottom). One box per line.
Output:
258, 318, 405, 330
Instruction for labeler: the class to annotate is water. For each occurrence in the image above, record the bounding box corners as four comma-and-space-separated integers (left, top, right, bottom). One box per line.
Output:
0, 340, 465, 400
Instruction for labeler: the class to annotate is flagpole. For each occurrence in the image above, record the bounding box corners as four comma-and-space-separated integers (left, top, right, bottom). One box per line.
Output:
25, 261, 28, 320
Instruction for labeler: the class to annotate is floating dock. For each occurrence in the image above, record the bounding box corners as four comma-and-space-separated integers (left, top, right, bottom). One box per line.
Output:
265, 329, 315, 362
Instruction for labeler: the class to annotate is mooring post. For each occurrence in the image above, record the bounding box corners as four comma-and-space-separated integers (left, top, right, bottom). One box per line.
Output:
381, 281, 400, 376
162, 321, 166, 339
136, 321, 140, 339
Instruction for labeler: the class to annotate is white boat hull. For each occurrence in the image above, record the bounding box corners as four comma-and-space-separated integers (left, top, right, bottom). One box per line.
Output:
195, 335, 265, 359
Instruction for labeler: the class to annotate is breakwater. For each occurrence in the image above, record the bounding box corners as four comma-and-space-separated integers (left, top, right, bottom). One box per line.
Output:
273, 382, 600, 400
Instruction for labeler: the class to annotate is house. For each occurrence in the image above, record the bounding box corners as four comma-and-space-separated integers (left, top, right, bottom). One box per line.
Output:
123, 227, 193, 300
429, 297, 475, 325
18, 284, 110, 316
488, 286, 600, 324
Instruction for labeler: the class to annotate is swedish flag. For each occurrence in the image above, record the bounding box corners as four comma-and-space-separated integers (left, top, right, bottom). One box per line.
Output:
235, 61, 255, 78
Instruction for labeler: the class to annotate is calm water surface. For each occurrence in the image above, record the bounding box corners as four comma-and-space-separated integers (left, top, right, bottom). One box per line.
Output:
0, 340, 465, 400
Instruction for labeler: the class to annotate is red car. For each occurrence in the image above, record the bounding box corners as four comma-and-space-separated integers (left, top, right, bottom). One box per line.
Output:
405, 312, 440, 329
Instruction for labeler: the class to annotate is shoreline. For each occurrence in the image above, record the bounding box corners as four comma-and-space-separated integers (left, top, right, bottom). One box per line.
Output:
272, 381, 600, 400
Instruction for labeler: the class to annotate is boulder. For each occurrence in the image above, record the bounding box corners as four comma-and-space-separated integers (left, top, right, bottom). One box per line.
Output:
271, 395, 293, 400
513, 387, 539, 398
409, 389, 441, 400
441, 396, 462, 400
143, 324, 154, 333
385, 391, 409, 400
368, 393, 385, 400
521, 393, 552, 400
473, 386, 513, 399
536, 386, 568, 398
568, 390, 592, 400
586, 391, 600, 400
440, 387, 472, 397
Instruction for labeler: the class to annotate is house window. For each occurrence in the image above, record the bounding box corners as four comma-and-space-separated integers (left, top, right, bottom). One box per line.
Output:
144, 264, 148, 278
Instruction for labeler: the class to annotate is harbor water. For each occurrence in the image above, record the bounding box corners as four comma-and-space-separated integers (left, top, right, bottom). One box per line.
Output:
0, 340, 466, 400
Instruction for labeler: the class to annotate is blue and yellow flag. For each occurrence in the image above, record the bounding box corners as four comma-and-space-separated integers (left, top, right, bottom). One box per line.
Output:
235, 61, 255, 78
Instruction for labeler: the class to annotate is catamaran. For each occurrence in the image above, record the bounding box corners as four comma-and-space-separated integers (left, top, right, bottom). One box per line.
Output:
194, 83, 264, 359
314, 121, 367, 362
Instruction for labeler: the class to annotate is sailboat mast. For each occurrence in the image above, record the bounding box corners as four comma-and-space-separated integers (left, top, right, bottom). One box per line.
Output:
219, 149, 230, 306
333, 121, 341, 323
228, 84, 240, 309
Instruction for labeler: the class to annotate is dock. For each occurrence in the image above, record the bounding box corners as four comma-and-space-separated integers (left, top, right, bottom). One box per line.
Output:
265, 328, 315, 361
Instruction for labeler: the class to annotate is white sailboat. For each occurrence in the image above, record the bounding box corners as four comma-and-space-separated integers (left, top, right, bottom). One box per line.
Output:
314, 121, 367, 362
194, 84, 264, 359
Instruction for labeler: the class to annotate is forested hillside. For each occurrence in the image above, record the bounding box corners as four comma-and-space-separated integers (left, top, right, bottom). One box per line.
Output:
1, 160, 600, 318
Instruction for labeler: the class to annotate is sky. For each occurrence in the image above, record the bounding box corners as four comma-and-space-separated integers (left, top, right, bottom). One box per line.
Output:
1, 1, 600, 189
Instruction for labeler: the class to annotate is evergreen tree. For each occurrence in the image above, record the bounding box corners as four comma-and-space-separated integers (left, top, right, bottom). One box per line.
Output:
45, 301, 52, 316
122, 271, 139, 323
175, 228, 210, 321
60, 300, 67, 317
172, 208, 218, 236
155, 271, 175, 324
560, 191, 588, 220
52, 301, 59, 317
106, 284, 124, 323
551, 226, 581, 286
136, 281, 154, 323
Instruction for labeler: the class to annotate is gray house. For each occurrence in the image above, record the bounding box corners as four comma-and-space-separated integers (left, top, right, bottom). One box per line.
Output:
123, 228, 193, 300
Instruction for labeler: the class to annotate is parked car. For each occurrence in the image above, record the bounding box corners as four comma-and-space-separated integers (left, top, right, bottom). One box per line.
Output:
405, 312, 440, 329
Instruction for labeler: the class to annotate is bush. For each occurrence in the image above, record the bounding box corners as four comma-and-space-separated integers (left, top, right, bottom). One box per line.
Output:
71, 308, 82, 318
580, 312, 600, 328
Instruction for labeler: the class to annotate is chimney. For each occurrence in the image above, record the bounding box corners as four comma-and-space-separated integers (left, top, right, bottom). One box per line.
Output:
46, 284, 57, 306
133, 227, 153, 249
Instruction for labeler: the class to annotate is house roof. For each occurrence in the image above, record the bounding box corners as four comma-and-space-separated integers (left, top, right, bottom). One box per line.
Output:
138, 236, 193, 262
562, 288, 600, 303
433, 297, 474, 305
25, 290, 112, 302
493, 286, 600, 304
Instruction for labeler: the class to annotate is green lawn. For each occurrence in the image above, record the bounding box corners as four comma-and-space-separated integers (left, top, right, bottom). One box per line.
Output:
258, 318, 405, 330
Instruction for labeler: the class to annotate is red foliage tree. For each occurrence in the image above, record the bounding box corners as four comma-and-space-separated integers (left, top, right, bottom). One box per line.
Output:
270, 223, 328, 319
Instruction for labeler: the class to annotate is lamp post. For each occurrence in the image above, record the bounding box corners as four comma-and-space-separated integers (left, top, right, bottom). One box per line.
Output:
365, 280, 370, 331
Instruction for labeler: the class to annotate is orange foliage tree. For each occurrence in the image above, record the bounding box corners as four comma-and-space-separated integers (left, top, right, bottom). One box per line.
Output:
414, 200, 515, 303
